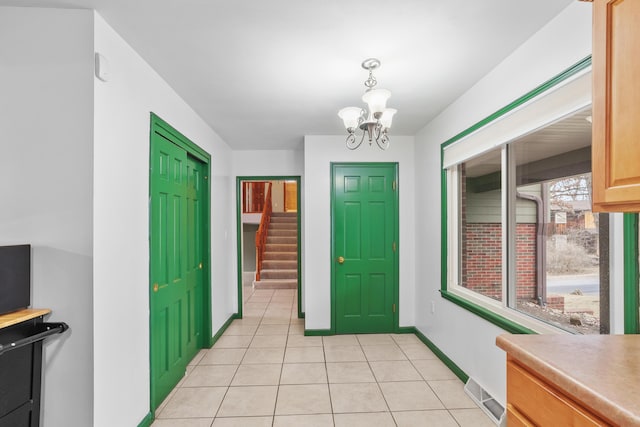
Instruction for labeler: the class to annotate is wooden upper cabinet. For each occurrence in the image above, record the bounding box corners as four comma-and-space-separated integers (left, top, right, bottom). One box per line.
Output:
592, 0, 640, 212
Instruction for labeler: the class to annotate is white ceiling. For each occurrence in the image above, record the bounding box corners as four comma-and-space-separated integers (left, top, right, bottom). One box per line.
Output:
1, 0, 573, 150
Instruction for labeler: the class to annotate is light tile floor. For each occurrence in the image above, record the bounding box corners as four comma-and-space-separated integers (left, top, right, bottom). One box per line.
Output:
152, 288, 495, 427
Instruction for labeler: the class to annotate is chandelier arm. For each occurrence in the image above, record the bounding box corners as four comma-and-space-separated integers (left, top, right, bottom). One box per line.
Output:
346, 132, 361, 150
376, 131, 390, 150
373, 122, 382, 142
361, 127, 369, 146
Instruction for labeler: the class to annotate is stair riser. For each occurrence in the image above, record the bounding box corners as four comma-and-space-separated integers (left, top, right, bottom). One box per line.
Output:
263, 261, 297, 269
269, 223, 297, 230
265, 244, 297, 253
270, 217, 297, 223
260, 270, 297, 279
264, 252, 297, 261
268, 230, 297, 237
267, 237, 297, 244
253, 280, 297, 290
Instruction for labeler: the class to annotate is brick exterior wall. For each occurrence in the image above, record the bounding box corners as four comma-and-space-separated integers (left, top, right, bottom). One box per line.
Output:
515, 223, 537, 300
462, 223, 503, 300
461, 222, 537, 302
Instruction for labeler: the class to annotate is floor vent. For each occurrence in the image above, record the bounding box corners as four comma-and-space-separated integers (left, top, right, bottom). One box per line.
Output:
464, 377, 506, 426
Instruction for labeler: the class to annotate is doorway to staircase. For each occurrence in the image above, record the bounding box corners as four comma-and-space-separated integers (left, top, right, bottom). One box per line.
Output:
236, 176, 302, 318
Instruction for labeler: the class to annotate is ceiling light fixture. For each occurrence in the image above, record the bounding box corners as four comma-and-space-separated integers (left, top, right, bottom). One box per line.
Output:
338, 58, 397, 150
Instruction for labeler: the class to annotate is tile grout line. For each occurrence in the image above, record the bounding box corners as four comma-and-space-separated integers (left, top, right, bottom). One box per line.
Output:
321, 334, 337, 427
271, 291, 291, 425
359, 334, 399, 426
393, 334, 470, 426
212, 284, 259, 421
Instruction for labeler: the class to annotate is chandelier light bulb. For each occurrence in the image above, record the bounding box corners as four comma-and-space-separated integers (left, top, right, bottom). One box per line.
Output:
338, 107, 363, 130
362, 89, 391, 117
380, 108, 397, 129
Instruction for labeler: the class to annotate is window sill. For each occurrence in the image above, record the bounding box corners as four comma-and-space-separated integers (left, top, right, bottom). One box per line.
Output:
441, 287, 574, 335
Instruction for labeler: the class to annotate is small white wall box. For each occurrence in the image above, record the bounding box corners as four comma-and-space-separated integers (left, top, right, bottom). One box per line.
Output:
464, 377, 506, 426
94, 52, 109, 82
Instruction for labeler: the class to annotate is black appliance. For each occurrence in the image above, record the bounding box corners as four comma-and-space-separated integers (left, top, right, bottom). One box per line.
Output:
0, 244, 31, 315
0, 244, 69, 427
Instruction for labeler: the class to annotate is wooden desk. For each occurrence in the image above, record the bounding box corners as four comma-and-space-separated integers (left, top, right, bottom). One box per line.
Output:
0, 309, 50, 330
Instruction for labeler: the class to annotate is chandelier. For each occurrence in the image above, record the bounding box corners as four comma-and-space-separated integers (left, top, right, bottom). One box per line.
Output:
338, 58, 397, 150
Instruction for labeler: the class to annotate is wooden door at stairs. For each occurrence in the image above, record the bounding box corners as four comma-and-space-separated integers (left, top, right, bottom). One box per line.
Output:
284, 181, 297, 212
332, 163, 398, 334
150, 132, 205, 408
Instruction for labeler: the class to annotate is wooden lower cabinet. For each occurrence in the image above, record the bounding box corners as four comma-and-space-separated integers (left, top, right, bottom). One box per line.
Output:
506, 358, 611, 427
507, 404, 535, 427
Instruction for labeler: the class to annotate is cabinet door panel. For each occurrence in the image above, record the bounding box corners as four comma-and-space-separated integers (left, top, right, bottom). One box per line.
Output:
592, 0, 640, 211
507, 361, 609, 426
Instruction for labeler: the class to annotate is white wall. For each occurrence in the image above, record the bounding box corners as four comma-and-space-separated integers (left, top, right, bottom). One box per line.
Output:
303, 136, 416, 330
0, 7, 93, 427
232, 150, 304, 177
413, 2, 593, 404
93, 13, 235, 427
0, 7, 94, 427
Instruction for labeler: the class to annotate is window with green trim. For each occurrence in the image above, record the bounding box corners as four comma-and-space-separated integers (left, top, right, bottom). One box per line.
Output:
442, 64, 610, 334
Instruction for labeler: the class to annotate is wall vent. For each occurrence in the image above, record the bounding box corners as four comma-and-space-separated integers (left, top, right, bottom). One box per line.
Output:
464, 377, 506, 426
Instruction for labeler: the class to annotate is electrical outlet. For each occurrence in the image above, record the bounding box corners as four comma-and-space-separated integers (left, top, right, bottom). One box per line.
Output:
431, 301, 435, 314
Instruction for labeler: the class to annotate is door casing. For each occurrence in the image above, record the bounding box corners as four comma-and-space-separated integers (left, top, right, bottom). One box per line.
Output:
331, 162, 400, 334
235, 176, 302, 318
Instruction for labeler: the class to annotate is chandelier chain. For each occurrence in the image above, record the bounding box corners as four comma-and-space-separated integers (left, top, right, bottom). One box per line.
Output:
364, 69, 377, 90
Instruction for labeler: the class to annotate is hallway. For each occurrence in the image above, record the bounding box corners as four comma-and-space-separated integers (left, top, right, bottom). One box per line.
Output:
151, 288, 493, 426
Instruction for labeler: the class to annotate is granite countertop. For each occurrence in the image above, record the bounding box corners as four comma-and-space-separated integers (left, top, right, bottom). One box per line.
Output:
0, 308, 51, 330
497, 334, 640, 426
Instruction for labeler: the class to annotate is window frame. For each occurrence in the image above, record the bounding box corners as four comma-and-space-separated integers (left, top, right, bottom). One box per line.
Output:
440, 57, 599, 334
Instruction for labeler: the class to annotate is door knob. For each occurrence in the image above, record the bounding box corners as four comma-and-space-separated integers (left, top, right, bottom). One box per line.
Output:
153, 283, 159, 292
337, 256, 345, 264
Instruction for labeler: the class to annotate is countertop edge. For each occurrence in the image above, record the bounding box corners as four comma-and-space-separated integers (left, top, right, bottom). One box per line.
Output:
496, 334, 640, 427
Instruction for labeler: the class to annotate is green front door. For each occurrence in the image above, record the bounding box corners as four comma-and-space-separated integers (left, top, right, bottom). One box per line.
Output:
150, 129, 206, 408
332, 163, 398, 334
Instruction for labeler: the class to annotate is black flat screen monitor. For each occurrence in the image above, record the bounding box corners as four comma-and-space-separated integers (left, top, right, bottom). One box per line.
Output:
0, 244, 31, 315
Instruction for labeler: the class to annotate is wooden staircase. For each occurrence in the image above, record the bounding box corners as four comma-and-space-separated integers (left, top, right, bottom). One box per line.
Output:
254, 212, 298, 289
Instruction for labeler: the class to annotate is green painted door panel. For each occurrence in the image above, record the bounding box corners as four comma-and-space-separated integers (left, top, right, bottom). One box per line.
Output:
150, 134, 189, 407
333, 163, 397, 334
185, 156, 204, 360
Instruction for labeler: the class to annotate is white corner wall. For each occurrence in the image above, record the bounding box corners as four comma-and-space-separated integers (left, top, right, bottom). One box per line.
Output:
0, 7, 94, 427
303, 136, 416, 330
93, 13, 235, 426
413, 2, 592, 405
